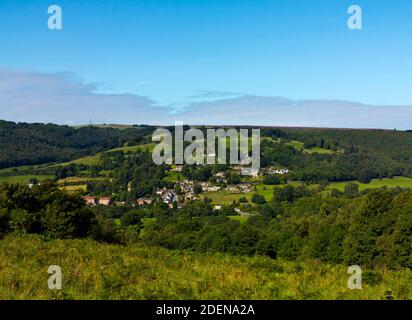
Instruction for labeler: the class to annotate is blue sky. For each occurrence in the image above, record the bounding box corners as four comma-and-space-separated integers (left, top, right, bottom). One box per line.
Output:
1, 0, 412, 127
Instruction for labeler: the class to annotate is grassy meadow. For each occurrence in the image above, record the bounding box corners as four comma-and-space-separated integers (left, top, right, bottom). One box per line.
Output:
201, 191, 253, 205
327, 176, 412, 192
0, 234, 409, 300
51, 143, 155, 168
201, 182, 306, 205
228, 215, 252, 223
264, 138, 340, 154
106, 143, 155, 153
59, 185, 88, 192
55, 155, 101, 167
0, 175, 53, 184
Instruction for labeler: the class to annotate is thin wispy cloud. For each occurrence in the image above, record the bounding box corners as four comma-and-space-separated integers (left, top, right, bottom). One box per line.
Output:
0, 68, 167, 125
180, 96, 412, 130
1, 68, 412, 129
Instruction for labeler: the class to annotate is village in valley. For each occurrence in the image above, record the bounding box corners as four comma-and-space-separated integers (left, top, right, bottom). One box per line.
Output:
80, 163, 291, 211
6, 125, 412, 220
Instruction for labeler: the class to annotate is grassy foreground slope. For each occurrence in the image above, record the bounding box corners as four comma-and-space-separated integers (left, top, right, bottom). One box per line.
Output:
0, 235, 410, 300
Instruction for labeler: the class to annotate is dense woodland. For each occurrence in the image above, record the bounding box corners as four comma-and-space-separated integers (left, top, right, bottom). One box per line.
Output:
2, 121, 412, 184
0, 120, 152, 168
261, 127, 412, 182
0, 182, 410, 270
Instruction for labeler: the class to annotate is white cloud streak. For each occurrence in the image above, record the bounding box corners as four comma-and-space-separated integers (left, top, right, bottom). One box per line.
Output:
0, 68, 168, 125
1, 68, 412, 129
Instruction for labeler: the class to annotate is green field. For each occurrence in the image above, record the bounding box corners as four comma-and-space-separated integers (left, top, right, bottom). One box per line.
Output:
328, 177, 412, 192
59, 185, 87, 192
228, 215, 251, 223
305, 146, 337, 154
99, 170, 113, 177
54, 143, 155, 168
285, 140, 338, 154
107, 143, 155, 153
201, 186, 276, 205
201, 191, 252, 205
54, 155, 101, 167
286, 140, 305, 150
0, 234, 410, 300
0, 165, 33, 175
201, 182, 306, 205
58, 176, 108, 184
0, 175, 53, 184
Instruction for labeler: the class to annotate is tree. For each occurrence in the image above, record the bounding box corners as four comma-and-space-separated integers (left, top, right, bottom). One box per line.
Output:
9, 209, 35, 233
0, 208, 10, 234
251, 194, 266, 204
227, 173, 241, 184
174, 184, 183, 195
330, 188, 342, 198
259, 204, 274, 218
342, 191, 394, 267
41, 192, 96, 239
92, 213, 121, 243
344, 183, 359, 199
239, 197, 249, 203
358, 170, 372, 184
263, 175, 282, 185
193, 184, 203, 195
120, 210, 143, 227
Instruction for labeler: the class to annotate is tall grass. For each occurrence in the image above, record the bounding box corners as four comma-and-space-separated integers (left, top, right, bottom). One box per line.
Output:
0, 234, 410, 300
